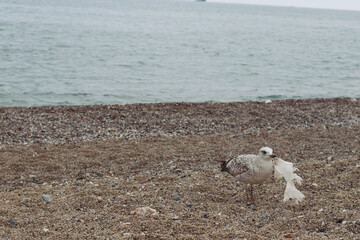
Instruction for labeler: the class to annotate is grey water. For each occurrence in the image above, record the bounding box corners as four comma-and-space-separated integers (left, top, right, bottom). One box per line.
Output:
1, 0, 360, 107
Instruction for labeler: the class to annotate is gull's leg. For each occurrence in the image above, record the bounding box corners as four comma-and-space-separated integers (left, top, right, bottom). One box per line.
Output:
250, 184, 255, 202
245, 184, 250, 201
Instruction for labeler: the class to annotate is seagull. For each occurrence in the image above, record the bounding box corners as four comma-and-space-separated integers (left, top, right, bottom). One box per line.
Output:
221, 147, 276, 201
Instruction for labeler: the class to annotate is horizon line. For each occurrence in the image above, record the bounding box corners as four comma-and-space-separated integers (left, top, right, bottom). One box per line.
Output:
205, 0, 360, 12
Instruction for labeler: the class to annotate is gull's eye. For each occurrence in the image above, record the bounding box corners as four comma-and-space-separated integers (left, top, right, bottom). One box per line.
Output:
261, 150, 267, 155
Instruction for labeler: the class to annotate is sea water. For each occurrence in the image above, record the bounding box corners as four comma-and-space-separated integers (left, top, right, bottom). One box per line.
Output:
1, 0, 359, 107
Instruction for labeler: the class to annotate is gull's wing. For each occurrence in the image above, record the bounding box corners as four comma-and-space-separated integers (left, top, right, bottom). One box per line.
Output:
221, 154, 254, 176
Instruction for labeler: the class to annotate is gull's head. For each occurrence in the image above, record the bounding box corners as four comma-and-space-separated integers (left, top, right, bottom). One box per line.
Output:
259, 147, 276, 160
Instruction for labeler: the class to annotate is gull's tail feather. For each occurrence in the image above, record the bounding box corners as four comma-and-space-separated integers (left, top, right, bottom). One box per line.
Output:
274, 158, 305, 204
220, 161, 229, 172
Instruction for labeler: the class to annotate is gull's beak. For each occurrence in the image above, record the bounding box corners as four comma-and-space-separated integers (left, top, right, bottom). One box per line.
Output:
270, 154, 276, 158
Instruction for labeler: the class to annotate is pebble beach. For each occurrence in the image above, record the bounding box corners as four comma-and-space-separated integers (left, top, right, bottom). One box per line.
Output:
1, 98, 359, 239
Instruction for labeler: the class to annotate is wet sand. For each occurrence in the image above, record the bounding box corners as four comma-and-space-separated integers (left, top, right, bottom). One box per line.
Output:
0, 98, 359, 239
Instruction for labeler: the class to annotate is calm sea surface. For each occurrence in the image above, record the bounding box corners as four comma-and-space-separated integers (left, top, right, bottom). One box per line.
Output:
1, 0, 360, 107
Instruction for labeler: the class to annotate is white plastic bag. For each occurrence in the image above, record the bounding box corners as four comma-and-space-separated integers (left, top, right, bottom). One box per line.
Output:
274, 158, 305, 204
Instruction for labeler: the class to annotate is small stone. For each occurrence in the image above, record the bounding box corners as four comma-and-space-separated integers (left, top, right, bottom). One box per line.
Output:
203, 214, 209, 219
43, 227, 49, 232
9, 219, 16, 225
42, 194, 52, 202
131, 207, 159, 216
284, 233, 292, 238
336, 218, 344, 223
186, 203, 193, 207
312, 183, 319, 188
318, 208, 324, 212
265, 100, 272, 104
355, 219, 360, 225
97, 196, 103, 203
327, 156, 334, 161
172, 195, 180, 201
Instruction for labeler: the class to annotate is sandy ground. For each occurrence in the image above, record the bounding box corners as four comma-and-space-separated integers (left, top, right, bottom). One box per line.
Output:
0, 98, 359, 239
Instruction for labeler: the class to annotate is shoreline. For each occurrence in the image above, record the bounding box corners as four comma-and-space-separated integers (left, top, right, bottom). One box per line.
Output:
1, 96, 358, 109
1, 97, 359, 149
1, 97, 359, 239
